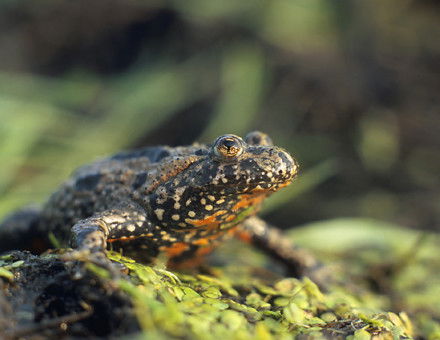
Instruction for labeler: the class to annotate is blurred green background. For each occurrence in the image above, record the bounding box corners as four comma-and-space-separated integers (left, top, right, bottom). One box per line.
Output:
0, 0, 439, 232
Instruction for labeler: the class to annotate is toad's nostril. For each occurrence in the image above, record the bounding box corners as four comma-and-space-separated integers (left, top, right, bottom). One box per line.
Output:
276, 149, 298, 178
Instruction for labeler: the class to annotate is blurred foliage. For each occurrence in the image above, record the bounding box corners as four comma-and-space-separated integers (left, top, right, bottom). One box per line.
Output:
0, 0, 439, 338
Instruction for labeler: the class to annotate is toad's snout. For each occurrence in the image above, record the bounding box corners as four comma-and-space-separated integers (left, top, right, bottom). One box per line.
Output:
250, 146, 299, 187
271, 147, 299, 183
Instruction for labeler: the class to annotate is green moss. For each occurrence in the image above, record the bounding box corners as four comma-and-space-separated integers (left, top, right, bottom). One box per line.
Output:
1, 220, 435, 339
102, 221, 440, 339
0, 258, 24, 280
0, 267, 13, 280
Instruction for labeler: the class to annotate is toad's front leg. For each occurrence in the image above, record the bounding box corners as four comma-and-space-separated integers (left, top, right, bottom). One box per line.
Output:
70, 217, 109, 252
66, 205, 152, 275
63, 205, 151, 277
236, 216, 323, 280
69, 204, 151, 253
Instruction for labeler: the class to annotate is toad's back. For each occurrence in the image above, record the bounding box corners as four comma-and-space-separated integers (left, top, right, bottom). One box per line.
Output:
39, 144, 209, 245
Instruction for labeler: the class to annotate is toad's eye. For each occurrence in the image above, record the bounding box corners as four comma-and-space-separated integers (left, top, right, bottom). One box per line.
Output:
244, 131, 273, 146
213, 135, 245, 159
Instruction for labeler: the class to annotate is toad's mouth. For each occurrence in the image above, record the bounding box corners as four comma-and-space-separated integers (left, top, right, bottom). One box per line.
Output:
205, 178, 294, 195
247, 180, 293, 193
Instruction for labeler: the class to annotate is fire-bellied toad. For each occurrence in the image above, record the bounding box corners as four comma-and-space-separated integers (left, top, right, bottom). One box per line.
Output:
0, 131, 318, 275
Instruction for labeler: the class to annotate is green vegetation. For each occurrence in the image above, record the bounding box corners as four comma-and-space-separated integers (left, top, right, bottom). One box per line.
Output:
86, 220, 438, 339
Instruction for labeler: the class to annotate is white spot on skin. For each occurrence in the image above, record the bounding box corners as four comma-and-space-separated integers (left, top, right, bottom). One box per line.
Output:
103, 215, 126, 224
178, 223, 186, 227
208, 195, 215, 201
205, 205, 213, 211
184, 232, 197, 242
267, 172, 273, 178
221, 177, 228, 183
156, 196, 167, 204
200, 198, 206, 205
174, 202, 181, 209
172, 214, 180, 221
216, 199, 225, 204
127, 225, 136, 232
155, 209, 164, 221
156, 187, 167, 204
188, 211, 196, 218
172, 186, 186, 202
186, 199, 192, 206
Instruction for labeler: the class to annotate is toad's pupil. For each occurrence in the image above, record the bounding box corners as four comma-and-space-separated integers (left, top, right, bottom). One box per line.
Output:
217, 137, 243, 157
221, 139, 239, 149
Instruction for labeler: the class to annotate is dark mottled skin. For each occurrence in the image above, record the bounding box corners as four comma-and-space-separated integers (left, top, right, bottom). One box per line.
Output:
0, 132, 318, 275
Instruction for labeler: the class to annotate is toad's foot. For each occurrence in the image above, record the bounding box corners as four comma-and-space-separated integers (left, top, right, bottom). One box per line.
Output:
63, 215, 117, 278
237, 216, 331, 287
61, 249, 126, 279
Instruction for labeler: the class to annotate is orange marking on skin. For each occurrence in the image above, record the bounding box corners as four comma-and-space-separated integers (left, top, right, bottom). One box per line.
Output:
193, 238, 210, 246
168, 257, 201, 269
197, 246, 215, 257
276, 182, 290, 189
168, 245, 216, 269
232, 193, 266, 212
192, 226, 236, 245
227, 226, 240, 235
168, 226, 240, 268
108, 235, 145, 243
235, 230, 252, 244
225, 214, 236, 222
186, 210, 227, 227
161, 242, 190, 257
